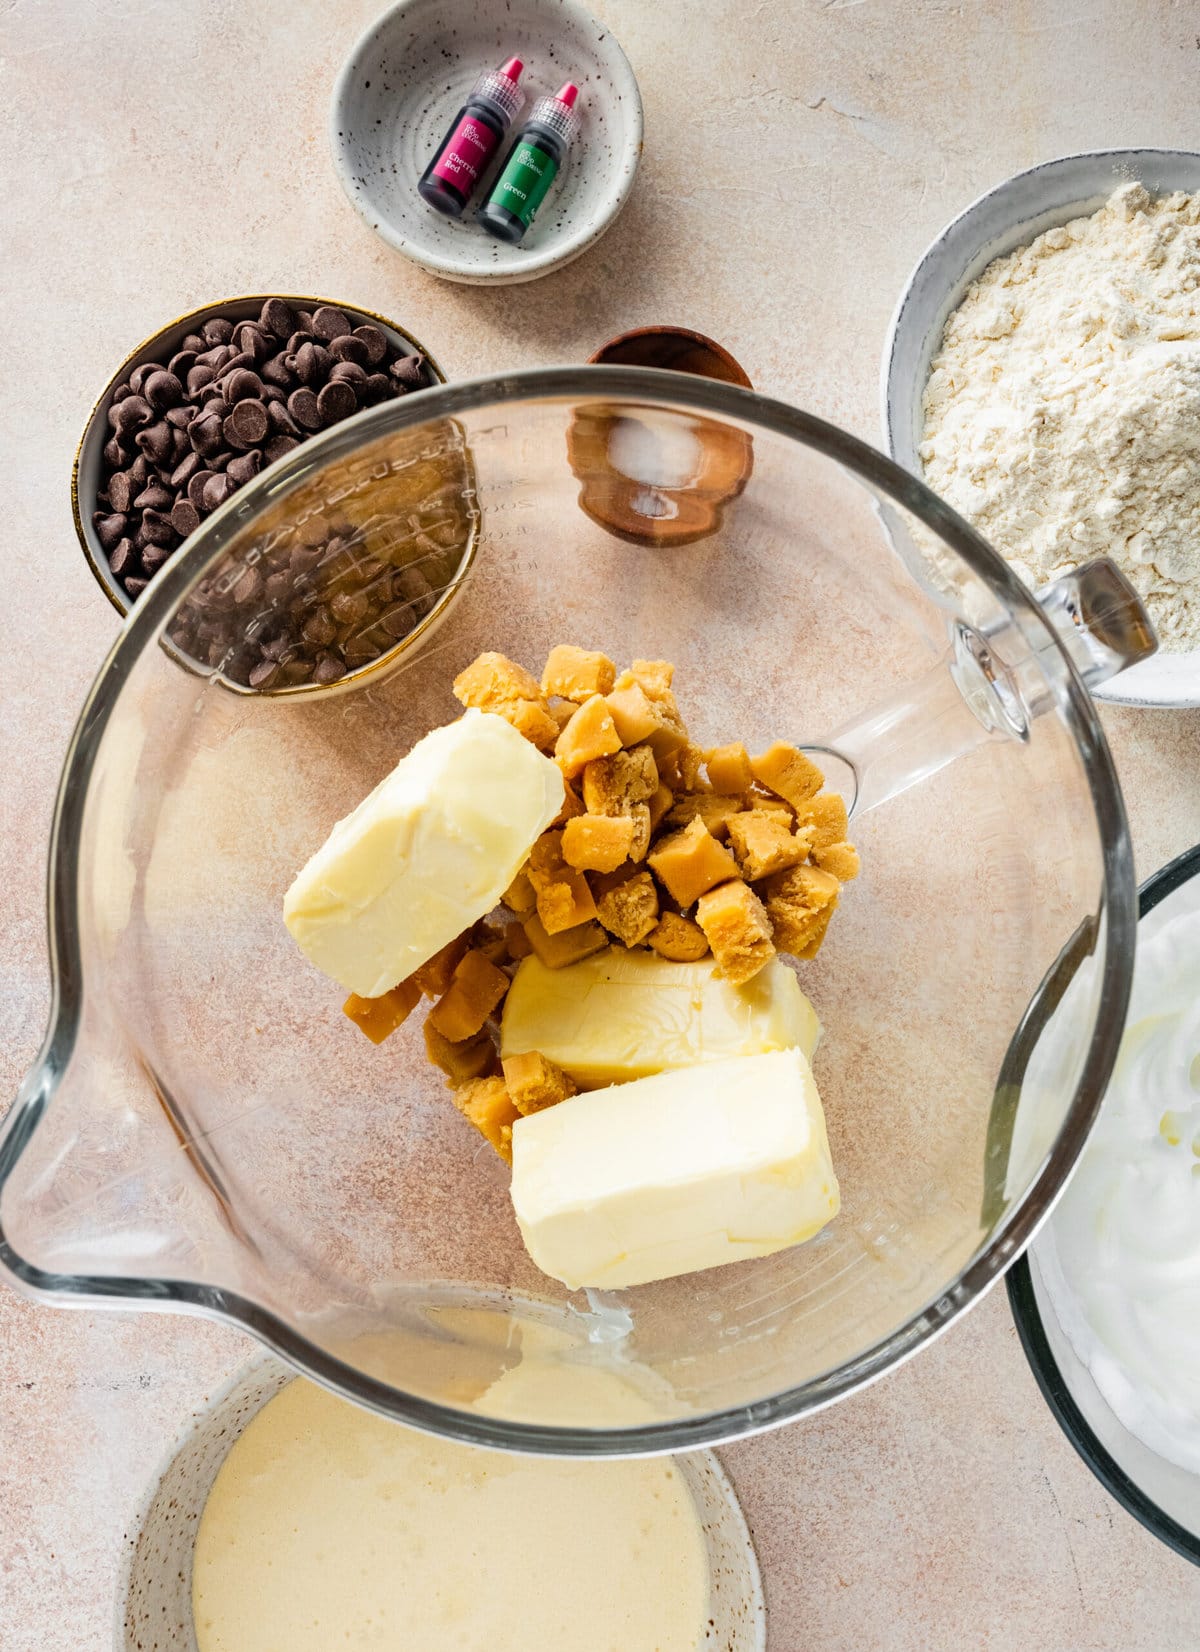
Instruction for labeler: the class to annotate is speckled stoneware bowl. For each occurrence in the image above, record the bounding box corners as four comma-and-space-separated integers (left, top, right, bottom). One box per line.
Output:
330, 0, 643, 285
118, 1356, 767, 1651
881, 148, 1200, 709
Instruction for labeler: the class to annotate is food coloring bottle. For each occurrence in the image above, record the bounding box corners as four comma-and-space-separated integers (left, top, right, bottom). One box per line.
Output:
418, 57, 525, 218
477, 82, 580, 243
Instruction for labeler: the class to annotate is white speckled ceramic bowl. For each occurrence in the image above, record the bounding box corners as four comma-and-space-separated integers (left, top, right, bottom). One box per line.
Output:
118, 1355, 767, 1651
330, 0, 643, 285
881, 148, 1200, 708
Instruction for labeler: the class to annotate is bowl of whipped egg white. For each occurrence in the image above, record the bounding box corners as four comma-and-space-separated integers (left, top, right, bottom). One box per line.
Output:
118, 1346, 766, 1651
1003, 842, 1200, 1567
882, 147, 1200, 707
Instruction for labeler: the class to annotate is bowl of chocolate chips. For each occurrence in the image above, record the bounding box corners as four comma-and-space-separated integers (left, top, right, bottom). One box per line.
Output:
74, 294, 463, 694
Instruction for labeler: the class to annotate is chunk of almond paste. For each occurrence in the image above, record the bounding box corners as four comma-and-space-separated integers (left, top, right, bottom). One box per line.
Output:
762, 864, 840, 956
453, 651, 542, 711
522, 912, 608, 968
424, 1019, 496, 1086
813, 841, 861, 881
342, 977, 421, 1044
596, 869, 660, 947
428, 948, 511, 1042
628, 802, 652, 863
647, 911, 710, 962
501, 1050, 578, 1116
750, 741, 824, 809
551, 781, 585, 828
725, 810, 811, 882
454, 1076, 520, 1162
562, 812, 635, 873
706, 741, 753, 794
625, 659, 675, 699
503, 696, 561, 750
412, 933, 470, 998
800, 793, 849, 851
541, 645, 616, 701
503, 866, 537, 917
548, 698, 580, 731
664, 792, 745, 840
648, 781, 675, 831
605, 680, 661, 747
648, 816, 740, 908
582, 745, 658, 815
527, 830, 599, 933
695, 879, 776, 984
555, 694, 622, 778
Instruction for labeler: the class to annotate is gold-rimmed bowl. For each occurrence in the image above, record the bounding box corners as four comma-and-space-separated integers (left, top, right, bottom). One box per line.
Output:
73, 294, 473, 700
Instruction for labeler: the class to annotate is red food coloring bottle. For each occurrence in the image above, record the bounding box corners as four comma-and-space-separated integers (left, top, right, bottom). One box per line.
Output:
418, 57, 526, 219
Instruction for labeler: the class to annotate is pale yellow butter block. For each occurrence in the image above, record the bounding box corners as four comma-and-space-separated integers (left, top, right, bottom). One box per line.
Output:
510, 1048, 840, 1290
500, 948, 819, 1088
284, 710, 564, 997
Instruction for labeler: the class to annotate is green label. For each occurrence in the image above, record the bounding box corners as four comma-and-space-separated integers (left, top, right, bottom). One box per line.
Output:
490, 141, 558, 226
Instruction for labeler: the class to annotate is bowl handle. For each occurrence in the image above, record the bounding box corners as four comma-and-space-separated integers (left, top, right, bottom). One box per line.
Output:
814, 558, 1156, 820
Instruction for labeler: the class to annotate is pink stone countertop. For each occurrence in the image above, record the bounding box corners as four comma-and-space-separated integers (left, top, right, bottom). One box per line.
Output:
3, 1, 1200, 1647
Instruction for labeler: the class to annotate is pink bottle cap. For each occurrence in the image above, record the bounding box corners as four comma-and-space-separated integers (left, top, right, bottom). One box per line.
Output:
499, 56, 524, 81
555, 81, 579, 108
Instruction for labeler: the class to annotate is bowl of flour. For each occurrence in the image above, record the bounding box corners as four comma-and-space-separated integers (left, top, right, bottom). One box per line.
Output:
883, 149, 1200, 707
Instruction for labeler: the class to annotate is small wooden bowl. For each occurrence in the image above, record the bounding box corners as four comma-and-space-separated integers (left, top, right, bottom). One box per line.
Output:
569, 327, 755, 546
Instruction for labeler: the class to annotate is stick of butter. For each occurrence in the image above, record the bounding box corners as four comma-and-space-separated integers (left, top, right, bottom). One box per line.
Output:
510, 1048, 839, 1290
500, 949, 819, 1088
284, 710, 563, 997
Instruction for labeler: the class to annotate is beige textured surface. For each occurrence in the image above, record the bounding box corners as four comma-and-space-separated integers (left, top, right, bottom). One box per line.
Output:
2, 1, 1200, 1648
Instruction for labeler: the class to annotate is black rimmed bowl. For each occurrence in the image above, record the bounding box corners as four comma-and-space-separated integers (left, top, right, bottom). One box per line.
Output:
1007, 842, 1200, 1568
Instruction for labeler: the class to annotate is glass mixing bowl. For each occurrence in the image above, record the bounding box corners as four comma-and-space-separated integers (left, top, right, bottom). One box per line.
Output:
0, 368, 1143, 1454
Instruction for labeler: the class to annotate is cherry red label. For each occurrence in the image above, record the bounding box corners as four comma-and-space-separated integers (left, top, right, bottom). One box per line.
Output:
431, 116, 498, 191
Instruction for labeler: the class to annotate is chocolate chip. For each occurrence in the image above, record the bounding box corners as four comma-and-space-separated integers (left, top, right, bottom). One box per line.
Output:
313, 655, 348, 685
353, 324, 388, 366
145, 369, 183, 410
187, 469, 215, 507
186, 364, 215, 396
302, 606, 337, 647
133, 480, 173, 513
260, 298, 297, 341
287, 387, 322, 430
286, 330, 316, 354
165, 404, 197, 429
224, 399, 269, 450
109, 394, 153, 435
189, 409, 225, 456
195, 344, 231, 371
202, 473, 235, 512
223, 368, 264, 404
264, 435, 299, 463
129, 362, 158, 394
141, 544, 174, 575
311, 306, 351, 341
170, 451, 202, 490
171, 498, 201, 537
169, 426, 191, 463
317, 380, 357, 426
261, 353, 294, 389
329, 361, 367, 391
125, 576, 150, 597
202, 317, 234, 345
182, 331, 206, 353
136, 421, 174, 464
232, 322, 269, 362
141, 507, 178, 547
111, 383, 133, 404
226, 449, 262, 486
168, 350, 197, 379
329, 333, 370, 367
94, 511, 128, 549
291, 341, 331, 386
129, 453, 151, 484
248, 659, 280, 689
267, 399, 300, 436
109, 537, 137, 578
360, 373, 393, 405
107, 471, 138, 512
389, 353, 426, 389
103, 435, 129, 469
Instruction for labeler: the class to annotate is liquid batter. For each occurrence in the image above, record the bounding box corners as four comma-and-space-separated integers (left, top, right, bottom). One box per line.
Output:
192, 1377, 711, 1651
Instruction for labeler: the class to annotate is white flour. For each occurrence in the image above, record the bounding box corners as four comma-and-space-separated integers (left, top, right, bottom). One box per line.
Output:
921, 183, 1200, 652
